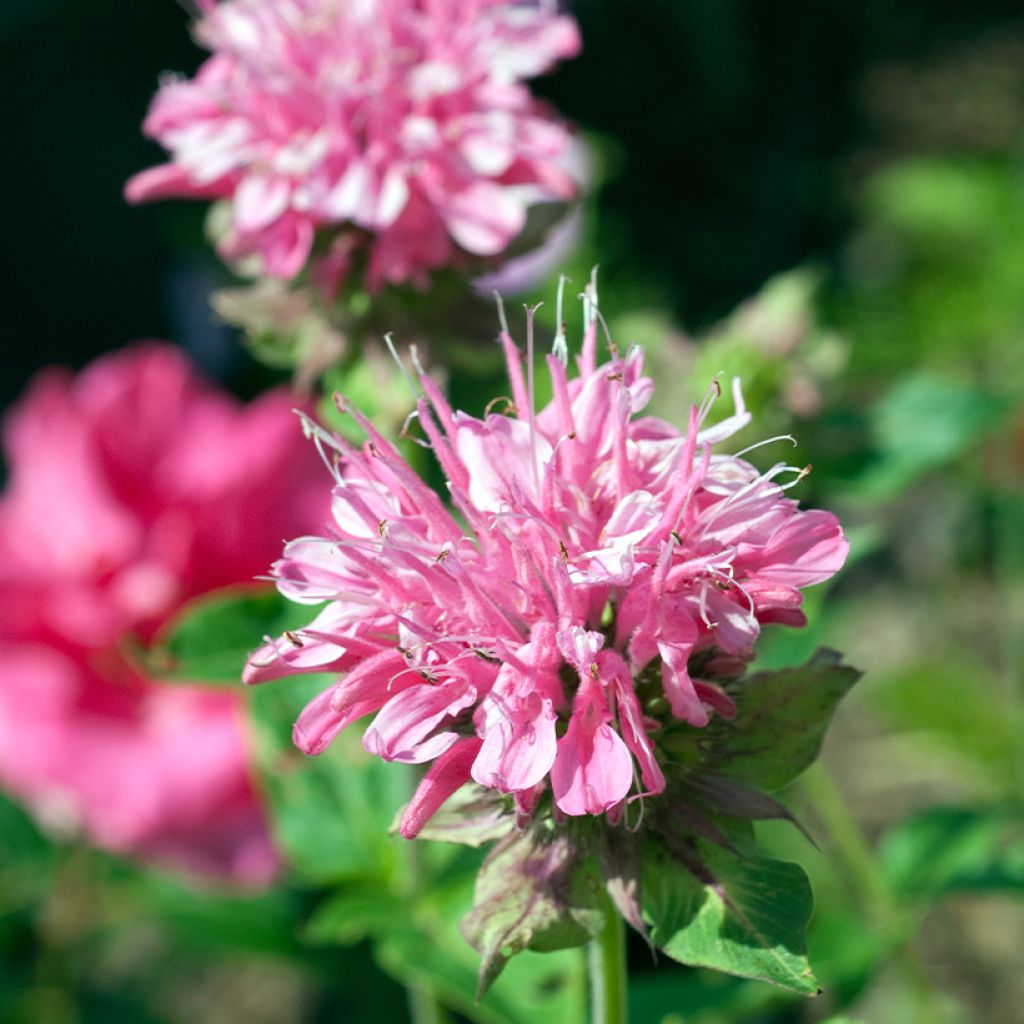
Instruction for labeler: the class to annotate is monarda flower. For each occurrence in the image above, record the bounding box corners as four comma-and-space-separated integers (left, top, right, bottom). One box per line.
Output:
0, 345, 328, 882
246, 281, 849, 840
126, 0, 580, 292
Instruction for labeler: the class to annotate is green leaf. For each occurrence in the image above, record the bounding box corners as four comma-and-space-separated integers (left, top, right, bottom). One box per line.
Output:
152, 587, 315, 686
461, 831, 606, 996
0, 793, 54, 916
642, 837, 819, 996
249, 674, 408, 884
879, 806, 1024, 899
703, 649, 861, 791
133, 873, 302, 957
303, 886, 408, 946
858, 372, 1009, 498
628, 967, 791, 1023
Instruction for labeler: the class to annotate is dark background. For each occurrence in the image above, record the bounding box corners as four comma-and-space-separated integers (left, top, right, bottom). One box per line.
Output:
4, 0, 1023, 407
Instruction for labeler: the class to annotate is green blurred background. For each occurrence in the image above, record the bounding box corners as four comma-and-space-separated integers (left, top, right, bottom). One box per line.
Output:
2, 1, 1023, 1022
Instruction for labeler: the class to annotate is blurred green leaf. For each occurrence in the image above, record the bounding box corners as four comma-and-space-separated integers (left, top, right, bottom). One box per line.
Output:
868, 160, 1007, 241
153, 587, 315, 686
249, 676, 407, 884
857, 372, 1009, 498
0, 794, 53, 919
869, 657, 1022, 782
628, 966, 793, 1023
879, 806, 1024, 898
132, 874, 303, 957
642, 837, 819, 995
303, 886, 405, 947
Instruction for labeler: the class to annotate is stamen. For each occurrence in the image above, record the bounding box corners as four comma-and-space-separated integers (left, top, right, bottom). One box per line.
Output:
492, 290, 510, 337
553, 274, 571, 366
383, 332, 419, 399
525, 302, 544, 493
696, 376, 722, 427
484, 396, 516, 417
734, 434, 797, 458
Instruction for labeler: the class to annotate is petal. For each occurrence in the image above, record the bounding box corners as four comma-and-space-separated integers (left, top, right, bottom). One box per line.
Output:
292, 686, 347, 756
363, 679, 476, 764
604, 653, 664, 796
399, 737, 483, 839
550, 677, 633, 815
658, 640, 708, 727
472, 690, 557, 792
234, 173, 291, 232
556, 626, 604, 675
442, 181, 525, 255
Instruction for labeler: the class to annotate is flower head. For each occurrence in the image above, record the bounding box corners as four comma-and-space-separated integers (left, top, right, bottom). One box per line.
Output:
127, 0, 581, 291
0, 344, 328, 882
248, 280, 849, 838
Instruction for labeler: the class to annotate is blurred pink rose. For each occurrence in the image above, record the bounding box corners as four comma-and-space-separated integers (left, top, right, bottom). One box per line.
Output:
0, 344, 327, 883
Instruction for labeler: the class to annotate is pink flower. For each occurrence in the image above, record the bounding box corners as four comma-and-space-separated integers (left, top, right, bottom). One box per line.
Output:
247, 283, 849, 835
126, 0, 581, 292
0, 344, 328, 883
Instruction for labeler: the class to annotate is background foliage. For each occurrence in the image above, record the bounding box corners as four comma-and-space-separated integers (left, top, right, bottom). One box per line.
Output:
3, 1, 1024, 1021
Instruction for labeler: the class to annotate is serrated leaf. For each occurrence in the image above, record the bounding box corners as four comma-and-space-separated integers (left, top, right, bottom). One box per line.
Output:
461, 832, 605, 996
687, 775, 817, 847
596, 829, 648, 942
706, 650, 861, 791
152, 587, 315, 685
879, 805, 1024, 898
643, 837, 819, 995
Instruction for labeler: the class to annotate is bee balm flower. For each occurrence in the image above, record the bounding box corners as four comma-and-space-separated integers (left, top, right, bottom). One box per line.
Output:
126, 0, 581, 291
247, 283, 849, 838
0, 344, 328, 882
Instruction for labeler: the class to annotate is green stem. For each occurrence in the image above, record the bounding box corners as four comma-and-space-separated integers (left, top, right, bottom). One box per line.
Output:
801, 761, 945, 1022
407, 982, 446, 1024
801, 762, 890, 925
400, 765, 448, 1024
587, 902, 628, 1024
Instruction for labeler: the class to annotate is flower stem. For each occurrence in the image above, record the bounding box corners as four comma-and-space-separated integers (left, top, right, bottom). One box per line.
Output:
587, 902, 628, 1024
400, 765, 448, 1024
801, 761, 946, 1021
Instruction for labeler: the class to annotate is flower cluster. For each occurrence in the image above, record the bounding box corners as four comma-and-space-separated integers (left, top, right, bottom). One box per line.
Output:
0, 345, 328, 882
248, 285, 849, 839
127, 0, 580, 292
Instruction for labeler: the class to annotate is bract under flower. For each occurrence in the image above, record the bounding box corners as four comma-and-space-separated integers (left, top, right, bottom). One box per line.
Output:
247, 281, 849, 835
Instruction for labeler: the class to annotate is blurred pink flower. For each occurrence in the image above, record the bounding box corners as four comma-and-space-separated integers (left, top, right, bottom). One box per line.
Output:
247, 285, 849, 836
126, 0, 581, 292
0, 344, 328, 883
